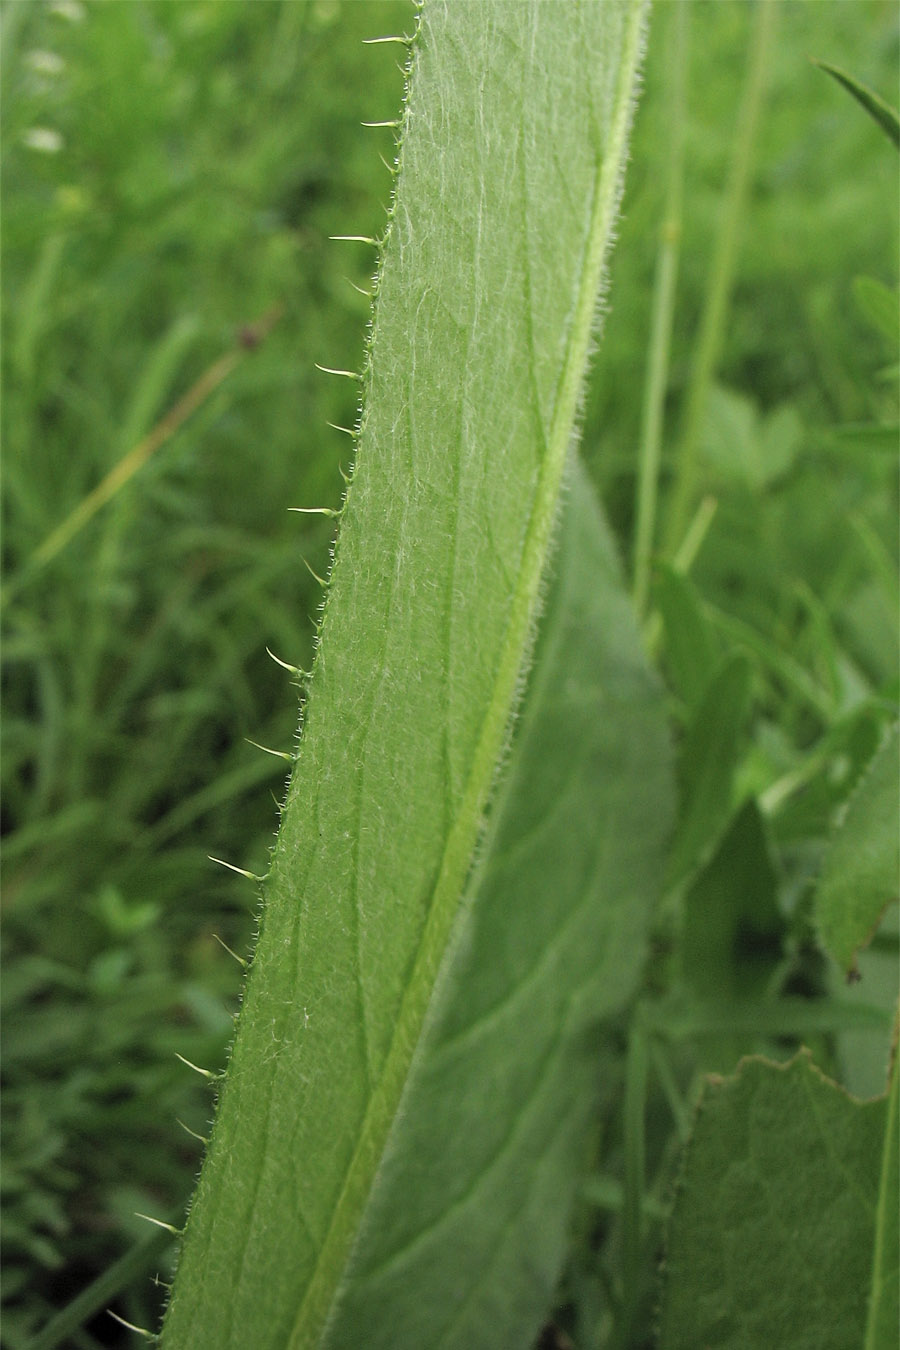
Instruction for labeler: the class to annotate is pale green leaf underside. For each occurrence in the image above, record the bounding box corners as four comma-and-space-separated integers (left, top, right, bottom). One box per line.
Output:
816, 723, 899, 975
160, 3, 650, 1346
659, 1052, 889, 1350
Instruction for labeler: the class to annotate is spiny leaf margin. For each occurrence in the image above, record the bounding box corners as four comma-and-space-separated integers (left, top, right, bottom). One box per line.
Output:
159, 4, 650, 1347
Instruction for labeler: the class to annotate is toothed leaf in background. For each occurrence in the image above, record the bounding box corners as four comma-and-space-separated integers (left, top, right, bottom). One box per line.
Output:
815, 722, 900, 978
658, 1051, 895, 1350
159, 2, 652, 1346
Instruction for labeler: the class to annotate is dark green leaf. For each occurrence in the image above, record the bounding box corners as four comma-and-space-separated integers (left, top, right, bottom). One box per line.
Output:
853, 276, 900, 347
667, 652, 753, 888
816, 723, 900, 977
682, 798, 781, 1003
653, 563, 723, 711
659, 1051, 891, 1350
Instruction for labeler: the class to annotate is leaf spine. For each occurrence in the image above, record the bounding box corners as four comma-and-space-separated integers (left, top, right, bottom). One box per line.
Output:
287, 505, 341, 519
301, 555, 328, 587
176, 1117, 210, 1145
135, 1213, 181, 1236
314, 362, 361, 381
244, 737, 295, 763
174, 1052, 220, 1081
362, 35, 412, 47
264, 646, 310, 681
108, 1311, 157, 1341
211, 932, 250, 967
207, 855, 264, 882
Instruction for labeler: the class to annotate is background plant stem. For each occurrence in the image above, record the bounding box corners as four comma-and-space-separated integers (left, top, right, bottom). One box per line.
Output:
662, 0, 777, 556
633, 0, 688, 617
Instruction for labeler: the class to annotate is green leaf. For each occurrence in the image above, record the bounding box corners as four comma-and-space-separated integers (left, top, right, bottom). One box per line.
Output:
682, 799, 781, 1004
853, 276, 900, 348
659, 1050, 892, 1350
319, 459, 673, 1348
816, 723, 900, 977
666, 652, 753, 889
700, 384, 802, 491
773, 703, 887, 845
653, 564, 723, 712
830, 422, 900, 455
812, 58, 900, 150
159, 3, 654, 1347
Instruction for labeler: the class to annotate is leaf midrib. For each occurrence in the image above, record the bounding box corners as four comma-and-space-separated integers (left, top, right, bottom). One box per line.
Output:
288, 8, 647, 1346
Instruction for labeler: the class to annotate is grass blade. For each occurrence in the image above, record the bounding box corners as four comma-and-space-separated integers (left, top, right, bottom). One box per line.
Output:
812, 59, 900, 150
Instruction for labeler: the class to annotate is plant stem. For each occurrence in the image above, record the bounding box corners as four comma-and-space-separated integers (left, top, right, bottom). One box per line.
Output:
619, 1019, 649, 1347
1, 305, 282, 607
662, 0, 777, 556
863, 1018, 899, 1350
633, 0, 688, 617
24, 1225, 174, 1350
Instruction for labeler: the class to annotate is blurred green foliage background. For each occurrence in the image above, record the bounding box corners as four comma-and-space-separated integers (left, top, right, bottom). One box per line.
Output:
2, 1, 897, 1346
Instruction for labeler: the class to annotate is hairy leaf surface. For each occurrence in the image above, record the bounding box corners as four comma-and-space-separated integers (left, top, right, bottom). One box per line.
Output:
160, 3, 653, 1347
320, 459, 673, 1348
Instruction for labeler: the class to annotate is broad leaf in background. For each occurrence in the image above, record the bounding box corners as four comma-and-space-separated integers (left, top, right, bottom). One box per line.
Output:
816, 722, 899, 977
659, 1050, 897, 1350
159, 3, 652, 1347
321, 458, 672, 1348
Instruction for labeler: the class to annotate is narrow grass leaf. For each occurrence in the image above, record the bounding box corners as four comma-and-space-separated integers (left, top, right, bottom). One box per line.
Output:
811, 59, 900, 150
25, 1226, 174, 1350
